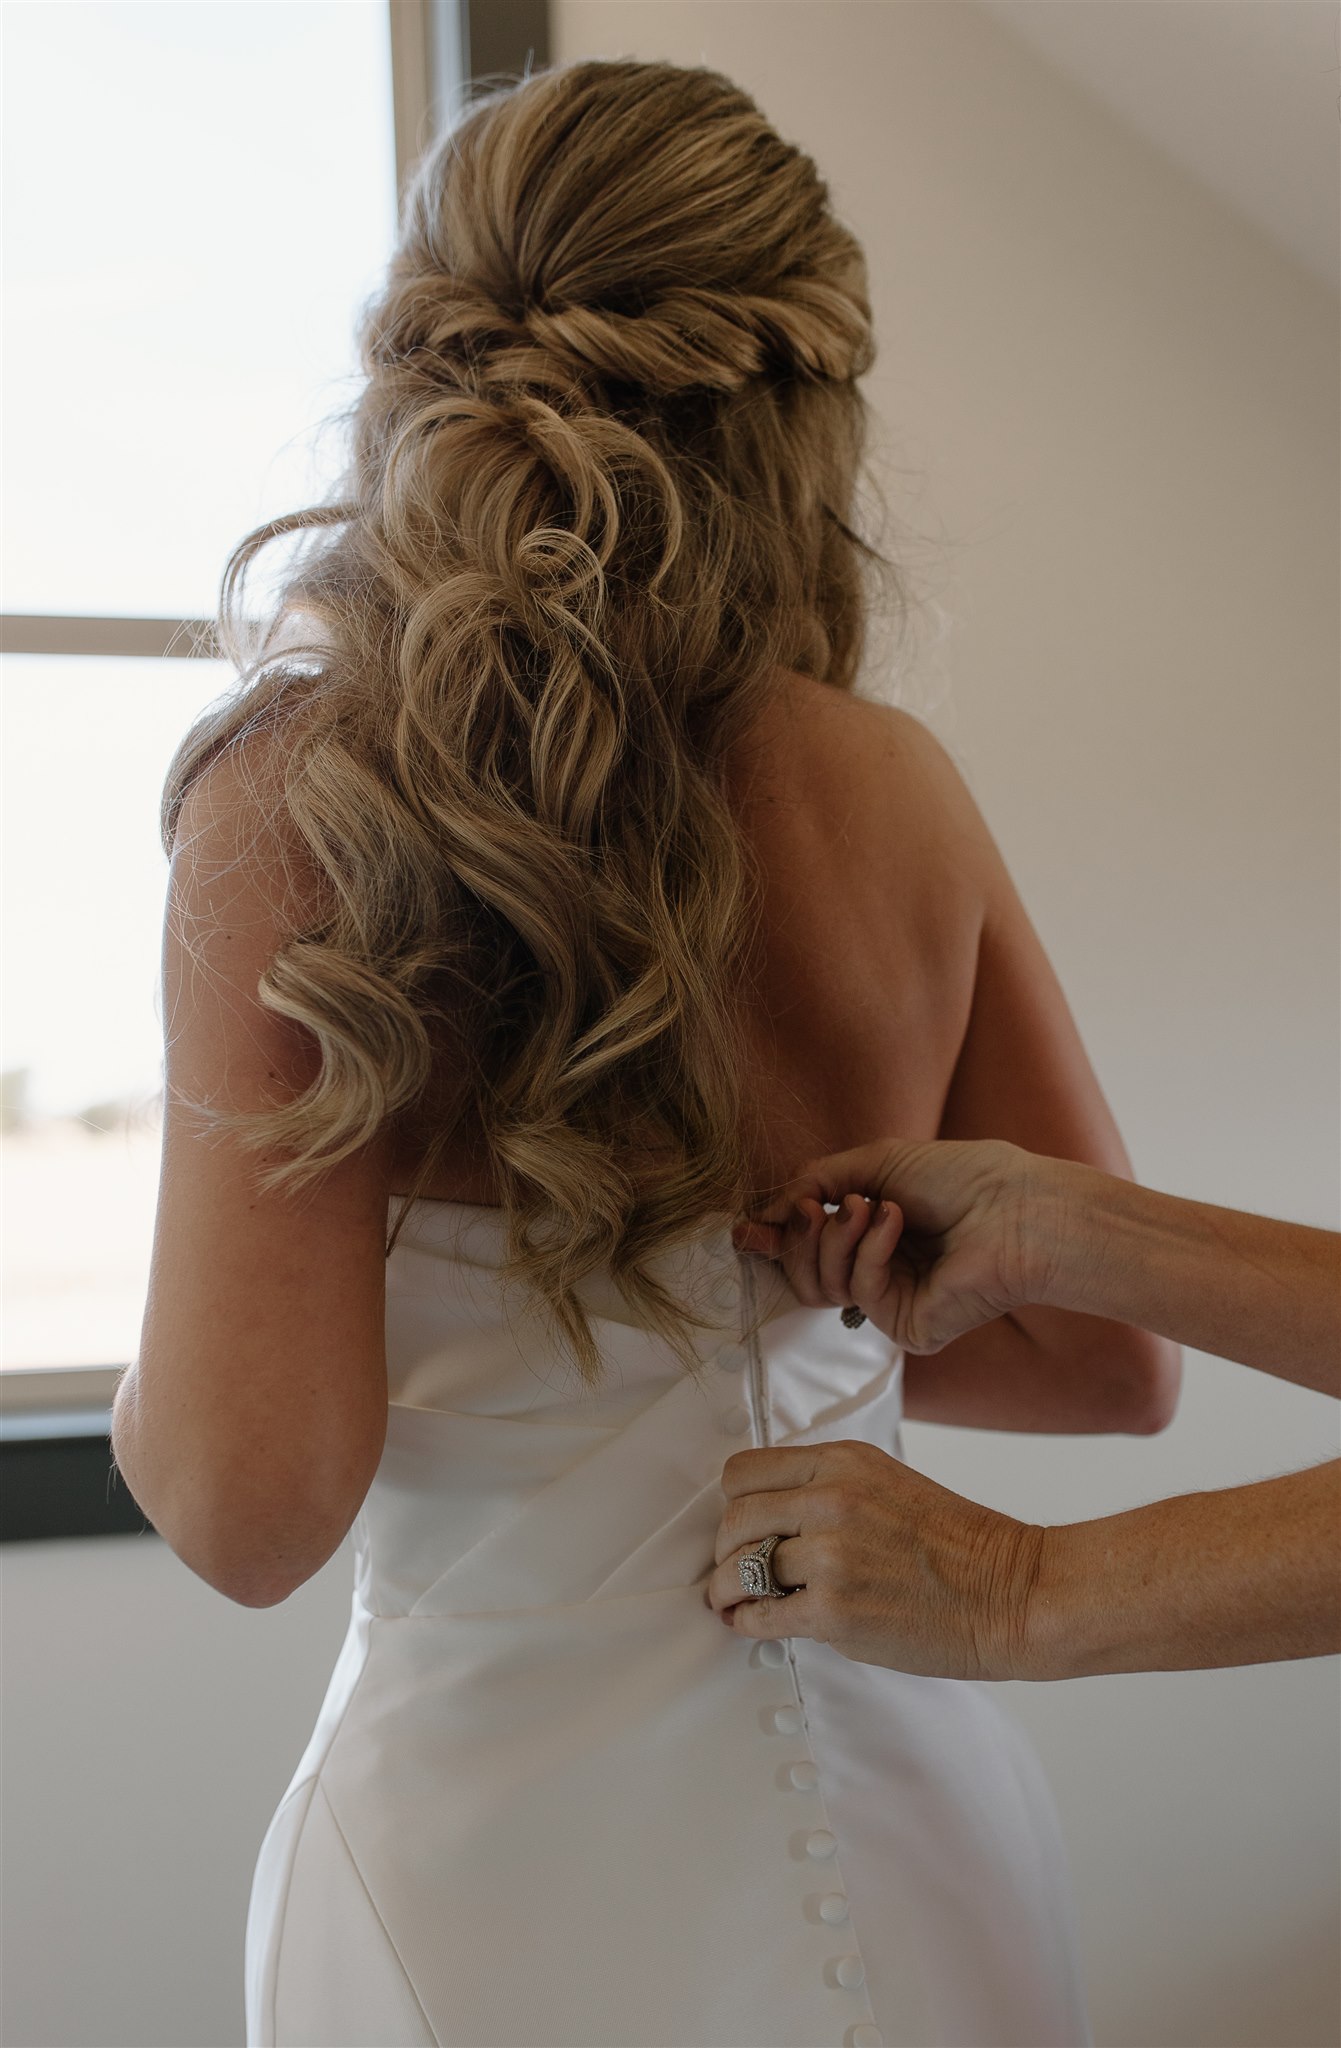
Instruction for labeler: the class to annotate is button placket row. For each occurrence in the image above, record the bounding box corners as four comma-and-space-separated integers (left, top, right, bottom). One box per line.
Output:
725, 1259, 883, 2048
710, 1338, 751, 1444
749, 1635, 881, 2044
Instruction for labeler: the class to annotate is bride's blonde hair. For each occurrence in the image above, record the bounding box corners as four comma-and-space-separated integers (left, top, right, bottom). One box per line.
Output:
162, 58, 886, 1380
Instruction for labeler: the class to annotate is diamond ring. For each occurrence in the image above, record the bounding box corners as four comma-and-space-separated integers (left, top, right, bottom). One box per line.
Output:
738, 1533, 790, 1599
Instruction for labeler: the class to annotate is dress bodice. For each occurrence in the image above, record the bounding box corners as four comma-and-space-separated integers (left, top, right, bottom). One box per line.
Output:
357, 1196, 905, 1620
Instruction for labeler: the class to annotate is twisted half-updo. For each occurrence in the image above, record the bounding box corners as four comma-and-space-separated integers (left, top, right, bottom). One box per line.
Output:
162, 58, 886, 1380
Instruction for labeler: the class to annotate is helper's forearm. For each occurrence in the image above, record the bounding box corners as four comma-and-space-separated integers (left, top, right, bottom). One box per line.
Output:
1042, 1168, 1340, 1396
1023, 1459, 1341, 1678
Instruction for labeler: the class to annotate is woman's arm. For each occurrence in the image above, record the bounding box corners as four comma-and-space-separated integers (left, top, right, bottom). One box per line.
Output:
1029, 1457, 1341, 1675
1040, 1166, 1339, 1396
707, 1439, 1340, 1677
744, 1139, 1337, 1396
111, 743, 393, 1607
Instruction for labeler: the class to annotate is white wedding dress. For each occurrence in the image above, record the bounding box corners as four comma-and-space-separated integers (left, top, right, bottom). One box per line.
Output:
245, 1197, 1091, 2047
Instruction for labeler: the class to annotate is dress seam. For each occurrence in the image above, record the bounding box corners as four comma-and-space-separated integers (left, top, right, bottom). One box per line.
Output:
738, 1253, 880, 2043
314, 1778, 441, 2046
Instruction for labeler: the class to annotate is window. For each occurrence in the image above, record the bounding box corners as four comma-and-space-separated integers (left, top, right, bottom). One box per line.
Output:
1, 0, 547, 1529
3, 0, 399, 624
2, 653, 232, 1371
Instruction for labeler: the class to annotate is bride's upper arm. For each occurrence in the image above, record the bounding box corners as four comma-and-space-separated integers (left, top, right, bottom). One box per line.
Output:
906, 714, 1181, 1427
925, 736, 1133, 1177
114, 742, 394, 1608
760, 683, 1133, 1179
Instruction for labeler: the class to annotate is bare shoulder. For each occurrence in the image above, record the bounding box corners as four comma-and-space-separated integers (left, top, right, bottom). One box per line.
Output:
168, 714, 322, 894
746, 671, 995, 877
728, 671, 993, 1145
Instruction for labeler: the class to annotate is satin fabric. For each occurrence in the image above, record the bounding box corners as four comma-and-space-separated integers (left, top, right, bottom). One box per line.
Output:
245, 1199, 1091, 2047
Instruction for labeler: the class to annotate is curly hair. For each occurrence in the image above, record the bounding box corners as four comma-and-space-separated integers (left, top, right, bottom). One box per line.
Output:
161, 58, 889, 1381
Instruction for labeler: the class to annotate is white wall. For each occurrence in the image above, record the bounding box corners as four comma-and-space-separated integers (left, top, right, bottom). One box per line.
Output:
1, 1534, 354, 2048
3, 5, 1336, 2045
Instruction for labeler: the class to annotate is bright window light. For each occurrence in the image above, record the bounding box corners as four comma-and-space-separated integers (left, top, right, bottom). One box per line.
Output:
1, 0, 397, 618
1, 0, 400, 1368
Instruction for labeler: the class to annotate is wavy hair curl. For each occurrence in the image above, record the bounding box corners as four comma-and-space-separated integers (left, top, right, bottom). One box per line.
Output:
161, 58, 888, 1380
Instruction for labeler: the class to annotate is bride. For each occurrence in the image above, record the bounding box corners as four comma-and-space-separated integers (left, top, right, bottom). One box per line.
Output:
113, 57, 1178, 2048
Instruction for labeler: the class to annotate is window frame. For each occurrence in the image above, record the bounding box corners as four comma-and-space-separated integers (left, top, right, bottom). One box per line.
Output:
0, 0, 550, 1536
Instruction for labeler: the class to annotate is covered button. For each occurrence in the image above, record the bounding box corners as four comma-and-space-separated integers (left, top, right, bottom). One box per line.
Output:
771, 1707, 803, 1736
805, 1829, 838, 1861
754, 1639, 787, 1669
819, 1893, 849, 1925
851, 2029, 883, 2048
836, 1955, 865, 1991
715, 1342, 749, 1373
722, 1405, 752, 1436
788, 1761, 820, 1792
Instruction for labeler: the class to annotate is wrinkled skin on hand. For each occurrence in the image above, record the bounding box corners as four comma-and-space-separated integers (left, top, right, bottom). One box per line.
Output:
706, 1437, 1045, 1682
732, 1137, 1054, 1353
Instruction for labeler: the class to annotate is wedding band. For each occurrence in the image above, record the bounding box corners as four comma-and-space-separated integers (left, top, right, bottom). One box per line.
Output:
738, 1533, 790, 1599
841, 1305, 867, 1330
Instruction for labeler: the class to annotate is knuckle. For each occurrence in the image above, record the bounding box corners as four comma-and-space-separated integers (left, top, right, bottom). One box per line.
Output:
833, 1440, 878, 1492
809, 1484, 849, 1530
720, 1449, 760, 1492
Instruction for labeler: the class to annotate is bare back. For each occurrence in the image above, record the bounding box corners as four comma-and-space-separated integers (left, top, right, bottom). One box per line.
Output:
389, 673, 983, 1207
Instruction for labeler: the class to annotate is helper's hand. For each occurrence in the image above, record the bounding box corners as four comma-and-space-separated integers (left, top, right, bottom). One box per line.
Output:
732, 1137, 1065, 1352
705, 1439, 1044, 1681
